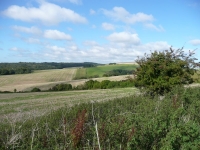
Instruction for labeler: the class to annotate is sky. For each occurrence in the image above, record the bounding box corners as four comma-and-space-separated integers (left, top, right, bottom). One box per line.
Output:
0, 0, 200, 63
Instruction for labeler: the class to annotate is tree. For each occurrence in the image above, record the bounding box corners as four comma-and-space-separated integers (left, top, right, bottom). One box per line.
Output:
134, 47, 199, 96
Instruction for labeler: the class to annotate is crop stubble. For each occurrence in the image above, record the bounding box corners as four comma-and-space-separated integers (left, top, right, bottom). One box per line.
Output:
0, 88, 137, 122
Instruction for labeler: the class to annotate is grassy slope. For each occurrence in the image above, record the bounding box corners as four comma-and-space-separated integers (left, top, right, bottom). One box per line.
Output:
0, 87, 137, 122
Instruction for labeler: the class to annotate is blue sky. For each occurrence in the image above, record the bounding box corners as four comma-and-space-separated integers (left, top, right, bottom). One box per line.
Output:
0, 0, 199, 63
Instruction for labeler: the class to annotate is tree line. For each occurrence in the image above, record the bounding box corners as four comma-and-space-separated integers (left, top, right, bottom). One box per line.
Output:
29, 78, 135, 92
0, 62, 99, 75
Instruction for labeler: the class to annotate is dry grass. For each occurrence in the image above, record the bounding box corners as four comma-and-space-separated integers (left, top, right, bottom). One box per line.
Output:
0, 88, 137, 122
0, 68, 77, 92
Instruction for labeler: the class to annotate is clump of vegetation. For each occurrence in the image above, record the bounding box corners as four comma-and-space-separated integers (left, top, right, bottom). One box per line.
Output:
134, 47, 200, 96
103, 69, 134, 77
31, 87, 41, 92
49, 83, 72, 91
74, 78, 134, 90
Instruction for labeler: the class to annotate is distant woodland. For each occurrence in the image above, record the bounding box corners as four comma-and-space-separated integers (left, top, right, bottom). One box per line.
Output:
0, 62, 99, 75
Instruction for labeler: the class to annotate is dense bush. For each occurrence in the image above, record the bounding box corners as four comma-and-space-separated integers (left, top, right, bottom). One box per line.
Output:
31, 87, 41, 92
1, 87, 200, 149
49, 83, 72, 91
103, 69, 134, 77
134, 47, 199, 96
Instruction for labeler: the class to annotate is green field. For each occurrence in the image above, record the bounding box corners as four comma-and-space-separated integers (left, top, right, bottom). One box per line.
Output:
74, 64, 137, 79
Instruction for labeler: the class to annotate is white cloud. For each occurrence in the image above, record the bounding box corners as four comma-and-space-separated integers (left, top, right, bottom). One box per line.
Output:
107, 32, 140, 45
12, 26, 42, 35
3, 1, 87, 25
46, 45, 66, 53
189, 39, 200, 46
144, 23, 165, 32
82, 41, 170, 63
11, 40, 170, 63
102, 7, 154, 24
44, 30, 72, 40
102, 22, 115, 30
90, 9, 96, 15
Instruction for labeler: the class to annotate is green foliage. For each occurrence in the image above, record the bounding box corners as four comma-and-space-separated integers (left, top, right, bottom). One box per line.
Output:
74, 79, 135, 90
103, 69, 134, 77
49, 83, 72, 91
31, 87, 41, 92
0, 67, 32, 75
134, 47, 199, 95
1, 87, 200, 149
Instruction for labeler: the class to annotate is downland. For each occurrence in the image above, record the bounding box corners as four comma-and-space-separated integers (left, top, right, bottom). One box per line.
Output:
0, 63, 137, 92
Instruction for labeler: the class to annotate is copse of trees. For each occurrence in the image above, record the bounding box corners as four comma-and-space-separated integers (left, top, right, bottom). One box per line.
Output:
0, 68, 32, 75
103, 69, 134, 77
134, 47, 200, 96
49, 83, 72, 91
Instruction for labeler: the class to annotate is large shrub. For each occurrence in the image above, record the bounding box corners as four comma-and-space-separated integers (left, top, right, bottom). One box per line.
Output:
134, 47, 199, 95
31, 87, 41, 92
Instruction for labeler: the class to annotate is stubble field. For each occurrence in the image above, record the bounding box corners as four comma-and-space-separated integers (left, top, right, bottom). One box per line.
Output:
0, 68, 77, 92
0, 87, 137, 123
